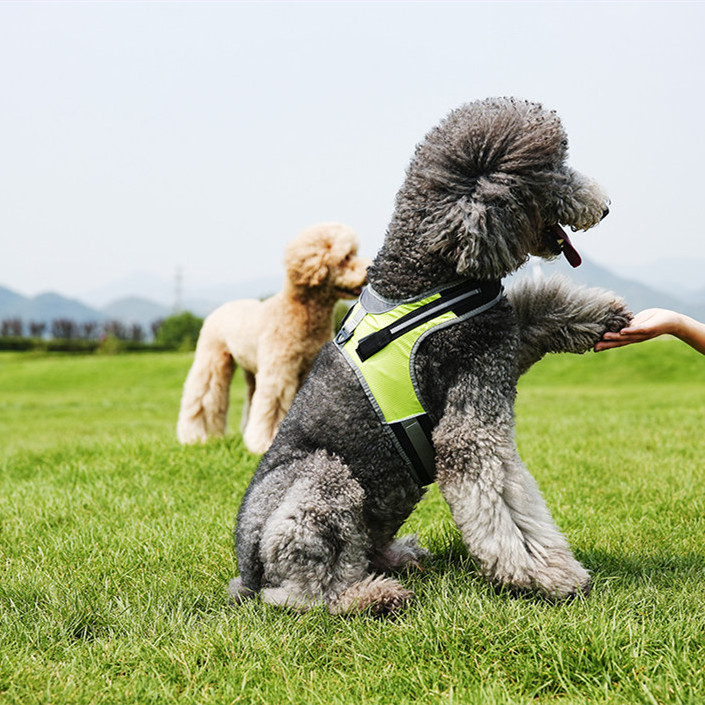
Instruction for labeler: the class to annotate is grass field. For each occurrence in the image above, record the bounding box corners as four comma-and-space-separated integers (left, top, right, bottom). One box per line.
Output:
1, 341, 704, 704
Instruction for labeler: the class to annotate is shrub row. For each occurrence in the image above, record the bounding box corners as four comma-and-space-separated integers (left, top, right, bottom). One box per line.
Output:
0, 336, 176, 354
0, 312, 205, 354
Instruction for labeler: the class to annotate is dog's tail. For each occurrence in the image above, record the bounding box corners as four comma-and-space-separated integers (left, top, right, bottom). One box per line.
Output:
176, 337, 235, 444
508, 274, 631, 377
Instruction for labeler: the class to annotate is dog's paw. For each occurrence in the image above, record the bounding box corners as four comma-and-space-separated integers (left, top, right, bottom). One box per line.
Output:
331, 575, 414, 616
600, 297, 632, 336
561, 294, 633, 356
521, 549, 591, 600
370, 534, 432, 573
491, 547, 590, 601
242, 427, 274, 455
533, 552, 591, 600
227, 577, 256, 604
176, 422, 209, 445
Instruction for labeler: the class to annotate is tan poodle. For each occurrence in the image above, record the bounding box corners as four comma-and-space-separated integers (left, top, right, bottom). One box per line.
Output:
177, 222, 370, 454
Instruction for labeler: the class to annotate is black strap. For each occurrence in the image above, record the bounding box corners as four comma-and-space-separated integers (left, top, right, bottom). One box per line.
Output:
389, 415, 436, 486
356, 279, 502, 362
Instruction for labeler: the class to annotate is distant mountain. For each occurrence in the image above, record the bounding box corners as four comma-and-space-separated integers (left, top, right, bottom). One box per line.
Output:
0, 286, 26, 315
0, 287, 169, 333
0, 274, 282, 336
179, 276, 283, 317
101, 297, 172, 328
0, 287, 103, 325
78, 272, 282, 310
691, 287, 705, 305
78, 271, 174, 308
617, 257, 705, 301
509, 256, 705, 321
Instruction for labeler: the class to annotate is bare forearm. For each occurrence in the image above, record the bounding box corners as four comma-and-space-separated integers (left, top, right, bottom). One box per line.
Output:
673, 313, 705, 355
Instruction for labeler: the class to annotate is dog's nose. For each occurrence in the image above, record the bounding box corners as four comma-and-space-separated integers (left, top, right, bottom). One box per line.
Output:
601, 206, 610, 220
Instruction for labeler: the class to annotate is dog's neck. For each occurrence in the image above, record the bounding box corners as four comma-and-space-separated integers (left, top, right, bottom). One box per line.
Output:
367, 241, 460, 299
283, 280, 337, 330
368, 195, 476, 298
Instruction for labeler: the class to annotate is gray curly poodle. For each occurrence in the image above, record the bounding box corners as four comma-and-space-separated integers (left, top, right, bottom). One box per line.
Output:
229, 97, 631, 615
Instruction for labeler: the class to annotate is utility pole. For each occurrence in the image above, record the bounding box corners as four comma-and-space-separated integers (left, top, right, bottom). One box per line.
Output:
174, 266, 183, 313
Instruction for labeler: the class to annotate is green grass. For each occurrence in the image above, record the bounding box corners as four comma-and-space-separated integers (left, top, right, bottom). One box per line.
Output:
1, 340, 704, 704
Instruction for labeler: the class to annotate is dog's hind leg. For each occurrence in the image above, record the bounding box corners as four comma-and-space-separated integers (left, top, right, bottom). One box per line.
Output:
434, 399, 589, 600
177, 340, 235, 444
248, 451, 413, 615
240, 370, 256, 435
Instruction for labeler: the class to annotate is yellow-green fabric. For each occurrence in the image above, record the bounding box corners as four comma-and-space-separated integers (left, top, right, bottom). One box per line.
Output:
335, 279, 504, 486
340, 292, 456, 423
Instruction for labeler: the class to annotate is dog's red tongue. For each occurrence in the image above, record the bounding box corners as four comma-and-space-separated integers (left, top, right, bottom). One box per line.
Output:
552, 224, 582, 268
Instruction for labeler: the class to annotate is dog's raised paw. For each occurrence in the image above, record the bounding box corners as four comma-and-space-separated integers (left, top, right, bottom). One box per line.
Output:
602, 298, 633, 335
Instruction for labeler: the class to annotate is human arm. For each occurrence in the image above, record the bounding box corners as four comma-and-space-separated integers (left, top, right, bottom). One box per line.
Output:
594, 308, 705, 355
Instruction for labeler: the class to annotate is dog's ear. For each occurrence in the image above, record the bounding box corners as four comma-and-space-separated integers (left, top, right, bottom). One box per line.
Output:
424, 181, 535, 280
409, 98, 572, 279
284, 236, 331, 288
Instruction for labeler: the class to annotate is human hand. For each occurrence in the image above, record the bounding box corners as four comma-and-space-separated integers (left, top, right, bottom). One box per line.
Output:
594, 308, 682, 351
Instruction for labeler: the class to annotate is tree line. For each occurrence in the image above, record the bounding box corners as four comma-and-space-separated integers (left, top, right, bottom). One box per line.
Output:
0, 317, 158, 342
0, 312, 204, 352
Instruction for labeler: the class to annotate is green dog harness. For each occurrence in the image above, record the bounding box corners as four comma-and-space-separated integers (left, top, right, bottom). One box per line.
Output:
334, 279, 504, 486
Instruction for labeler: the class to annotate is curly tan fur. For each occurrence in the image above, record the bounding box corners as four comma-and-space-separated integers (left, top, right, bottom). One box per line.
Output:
177, 222, 370, 454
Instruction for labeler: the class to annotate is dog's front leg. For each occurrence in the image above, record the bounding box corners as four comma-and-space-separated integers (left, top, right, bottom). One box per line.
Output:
508, 275, 632, 377
433, 404, 589, 599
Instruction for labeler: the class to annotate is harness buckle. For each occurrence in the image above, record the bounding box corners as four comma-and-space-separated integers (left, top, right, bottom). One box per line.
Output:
334, 301, 367, 346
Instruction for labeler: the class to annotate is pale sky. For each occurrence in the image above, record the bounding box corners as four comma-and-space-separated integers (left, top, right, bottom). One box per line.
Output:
2, 1, 704, 301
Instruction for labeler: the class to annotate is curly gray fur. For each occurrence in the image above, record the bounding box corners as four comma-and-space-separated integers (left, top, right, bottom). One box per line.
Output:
371, 98, 609, 295
230, 97, 630, 615
509, 275, 632, 377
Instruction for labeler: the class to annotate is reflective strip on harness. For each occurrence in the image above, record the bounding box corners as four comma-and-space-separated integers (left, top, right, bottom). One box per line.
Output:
334, 279, 503, 485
